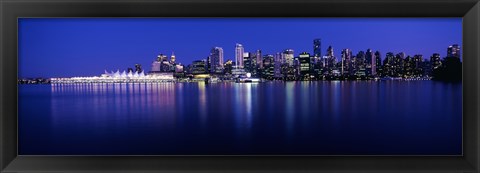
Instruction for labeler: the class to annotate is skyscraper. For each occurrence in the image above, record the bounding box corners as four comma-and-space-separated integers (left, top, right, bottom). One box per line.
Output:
341, 49, 352, 76
313, 39, 321, 58
235, 43, 244, 68
209, 47, 224, 73
375, 51, 382, 76
256, 50, 262, 69
282, 49, 294, 66
447, 44, 461, 58
135, 64, 142, 73
299, 52, 311, 77
430, 53, 442, 70
366, 49, 376, 76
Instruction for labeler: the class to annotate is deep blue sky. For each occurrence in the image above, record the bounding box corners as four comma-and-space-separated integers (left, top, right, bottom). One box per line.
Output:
19, 18, 462, 78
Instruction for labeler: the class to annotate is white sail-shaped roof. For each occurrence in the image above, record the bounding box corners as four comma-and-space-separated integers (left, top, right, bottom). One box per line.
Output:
140, 71, 145, 77
127, 71, 133, 77
121, 71, 127, 77
133, 71, 139, 77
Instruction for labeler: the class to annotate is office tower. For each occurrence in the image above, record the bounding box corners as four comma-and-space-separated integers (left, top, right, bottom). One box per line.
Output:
282, 49, 295, 66
447, 44, 461, 58
274, 52, 283, 78
157, 54, 167, 62
262, 54, 275, 79
299, 52, 311, 77
403, 56, 414, 77
324, 46, 335, 71
209, 47, 224, 73
341, 49, 352, 76
170, 52, 176, 64
375, 51, 382, 76
383, 52, 395, 77
256, 50, 262, 69
243, 52, 256, 73
393, 52, 406, 77
313, 39, 322, 58
191, 60, 207, 74
413, 54, 424, 77
366, 49, 376, 76
235, 43, 244, 68
430, 53, 442, 70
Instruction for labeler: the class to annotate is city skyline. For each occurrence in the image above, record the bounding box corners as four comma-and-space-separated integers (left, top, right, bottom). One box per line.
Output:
19, 18, 462, 78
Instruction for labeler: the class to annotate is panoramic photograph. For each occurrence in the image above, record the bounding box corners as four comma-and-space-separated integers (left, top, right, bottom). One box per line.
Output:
18, 18, 462, 155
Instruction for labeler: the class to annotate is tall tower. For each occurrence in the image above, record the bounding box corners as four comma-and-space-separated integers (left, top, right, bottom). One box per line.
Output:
313, 39, 322, 58
282, 49, 294, 66
341, 49, 352, 76
366, 49, 376, 76
209, 47, 224, 73
235, 43, 244, 68
256, 50, 262, 69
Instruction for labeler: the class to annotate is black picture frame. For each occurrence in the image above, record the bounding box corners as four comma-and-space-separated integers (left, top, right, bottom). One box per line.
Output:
1, 0, 479, 172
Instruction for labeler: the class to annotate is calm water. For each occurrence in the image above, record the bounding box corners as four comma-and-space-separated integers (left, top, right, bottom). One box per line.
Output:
19, 81, 462, 155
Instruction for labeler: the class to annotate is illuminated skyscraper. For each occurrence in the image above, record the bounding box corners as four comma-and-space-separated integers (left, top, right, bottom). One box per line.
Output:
256, 50, 262, 69
447, 44, 461, 58
209, 47, 224, 73
341, 49, 352, 76
313, 39, 321, 58
299, 52, 311, 77
235, 43, 244, 68
366, 49, 376, 76
282, 49, 294, 66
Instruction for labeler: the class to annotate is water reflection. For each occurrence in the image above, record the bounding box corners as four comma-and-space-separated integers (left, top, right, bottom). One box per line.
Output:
19, 81, 463, 155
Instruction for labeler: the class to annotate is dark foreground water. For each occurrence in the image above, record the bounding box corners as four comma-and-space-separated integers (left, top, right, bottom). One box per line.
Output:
19, 81, 462, 155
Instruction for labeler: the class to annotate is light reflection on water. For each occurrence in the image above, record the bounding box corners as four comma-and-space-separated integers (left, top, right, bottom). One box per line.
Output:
19, 81, 462, 155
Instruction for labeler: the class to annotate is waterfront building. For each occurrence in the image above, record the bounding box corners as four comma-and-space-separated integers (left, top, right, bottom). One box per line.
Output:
256, 50, 262, 69
383, 52, 395, 77
375, 51, 382, 76
365, 49, 376, 77
355, 51, 366, 77
413, 54, 424, 77
262, 54, 275, 79
235, 43, 244, 68
191, 60, 207, 74
282, 49, 294, 66
209, 47, 224, 73
274, 52, 283, 78
341, 49, 352, 76
299, 52, 311, 79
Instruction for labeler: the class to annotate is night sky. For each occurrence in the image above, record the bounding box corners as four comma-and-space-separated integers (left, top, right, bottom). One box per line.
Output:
19, 18, 462, 78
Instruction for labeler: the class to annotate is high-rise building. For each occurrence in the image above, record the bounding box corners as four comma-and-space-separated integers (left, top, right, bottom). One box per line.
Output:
274, 52, 283, 78
447, 44, 461, 58
341, 49, 352, 76
375, 51, 382, 76
430, 53, 442, 70
262, 54, 275, 79
383, 52, 395, 77
299, 52, 311, 77
235, 43, 244, 68
255, 50, 262, 69
365, 49, 376, 76
313, 39, 322, 58
282, 49, 294, 66
209, 47, 224, 73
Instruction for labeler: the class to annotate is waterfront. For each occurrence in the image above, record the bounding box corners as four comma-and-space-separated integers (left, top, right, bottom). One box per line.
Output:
18, 81, 462, 155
